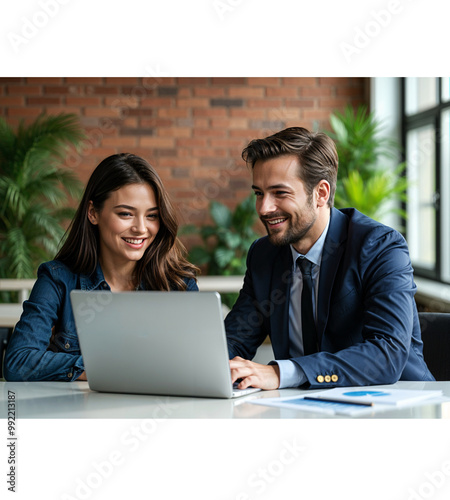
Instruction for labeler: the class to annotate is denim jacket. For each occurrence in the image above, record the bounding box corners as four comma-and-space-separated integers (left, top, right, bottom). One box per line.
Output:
3, 260, 198, 381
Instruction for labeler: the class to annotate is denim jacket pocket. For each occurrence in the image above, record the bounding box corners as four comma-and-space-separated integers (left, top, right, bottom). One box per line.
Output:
48, 330, 81, 354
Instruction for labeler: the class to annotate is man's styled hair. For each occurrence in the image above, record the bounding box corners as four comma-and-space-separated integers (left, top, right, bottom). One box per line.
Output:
242, 127, 339, 207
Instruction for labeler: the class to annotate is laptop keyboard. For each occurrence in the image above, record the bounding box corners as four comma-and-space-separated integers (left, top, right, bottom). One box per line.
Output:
232, 382, 261, 398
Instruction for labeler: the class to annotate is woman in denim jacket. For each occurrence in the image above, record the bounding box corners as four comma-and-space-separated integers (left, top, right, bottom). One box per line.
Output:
4, 153, 199, 381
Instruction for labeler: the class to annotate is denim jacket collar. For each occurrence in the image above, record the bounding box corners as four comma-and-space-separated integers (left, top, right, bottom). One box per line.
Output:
79, 263, 109, 291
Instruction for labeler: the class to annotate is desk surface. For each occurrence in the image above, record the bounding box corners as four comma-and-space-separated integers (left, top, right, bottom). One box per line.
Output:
1, 380, 449, 419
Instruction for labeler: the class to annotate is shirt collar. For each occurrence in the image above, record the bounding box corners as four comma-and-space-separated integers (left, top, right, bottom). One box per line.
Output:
290, 217, 330, 268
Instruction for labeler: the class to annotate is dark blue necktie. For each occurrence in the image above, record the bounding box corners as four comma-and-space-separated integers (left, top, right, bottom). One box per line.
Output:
298, 257, 318, 355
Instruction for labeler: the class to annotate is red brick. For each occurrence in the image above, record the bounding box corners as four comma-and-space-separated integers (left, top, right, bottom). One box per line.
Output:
27, 77, 62, 85
104, 96, 138, 107
193, 108, 227, 117
301, 87, 332, 97
211, 118, 248, 129
230, 109, 265, 119
102, 137, 137, 147
177, 98, 209, 108
176, 138, 208, 148
247, 99, 283, 108
177, 78, 210, 86
44, 86, 72, 95
8, 85, 41, 95
0, 96, 24, 106
27, 97, 62, 105
140, 137, 176, 148
282, 77, 317, 86
337, 86, 366, 97
319, 97, 352, 109
65, 78, 104, 84
140, 97, 174, 107
303, 109, 334, 120
210, 138, 246, 148
285, 99, 315, 108
194, 87, 226, 97
228, 87, 265, 98
85, 107, 121, 118
193, 128, 224, 138
211, 78, 246, 85
66, 97, 102, 106
266, 87, 299, 98
247, 78, 280, 86
105, 77, 137, 85
157, 108, 189, 118
158, 127, 192, 138
7, 108, 42, 117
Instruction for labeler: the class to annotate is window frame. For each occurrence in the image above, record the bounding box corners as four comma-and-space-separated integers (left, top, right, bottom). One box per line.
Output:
402, 77, 450, 282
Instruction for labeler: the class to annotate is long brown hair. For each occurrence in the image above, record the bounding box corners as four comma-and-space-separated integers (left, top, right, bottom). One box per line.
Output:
242, 127, 338, 207
56, 153, 198, 290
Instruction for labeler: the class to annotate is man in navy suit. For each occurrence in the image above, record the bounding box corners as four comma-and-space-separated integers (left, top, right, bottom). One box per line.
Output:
226, 126, 434, 390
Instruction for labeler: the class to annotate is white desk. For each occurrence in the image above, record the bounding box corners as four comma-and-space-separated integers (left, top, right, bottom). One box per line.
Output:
1, 381, 449, 419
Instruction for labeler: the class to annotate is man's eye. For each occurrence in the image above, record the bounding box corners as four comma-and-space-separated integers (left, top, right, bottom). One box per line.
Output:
253, 191, 263, 197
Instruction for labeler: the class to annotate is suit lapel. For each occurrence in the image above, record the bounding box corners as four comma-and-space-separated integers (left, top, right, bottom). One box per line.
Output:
270, 245, 293, 359
317, 208, 348, 343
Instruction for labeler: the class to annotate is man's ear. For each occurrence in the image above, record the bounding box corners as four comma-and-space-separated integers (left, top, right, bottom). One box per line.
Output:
87, 201, 98, 225
315, 180, 330, 208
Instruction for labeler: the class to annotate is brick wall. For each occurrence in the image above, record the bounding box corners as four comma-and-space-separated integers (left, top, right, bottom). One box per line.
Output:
0, 77, 369, 246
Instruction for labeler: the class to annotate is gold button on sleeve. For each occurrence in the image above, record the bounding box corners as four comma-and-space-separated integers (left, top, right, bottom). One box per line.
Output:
331, 374, 338, 382
324, 375, 331, 383
316, 375, 324, 383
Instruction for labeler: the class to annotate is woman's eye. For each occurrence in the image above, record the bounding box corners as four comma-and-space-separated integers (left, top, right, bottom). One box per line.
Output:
147, 213, 159, 219
118, 212, 132, 217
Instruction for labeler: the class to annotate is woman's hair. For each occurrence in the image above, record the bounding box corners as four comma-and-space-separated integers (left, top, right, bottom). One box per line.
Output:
242, 127, 338, 207
56, 153, 198, 290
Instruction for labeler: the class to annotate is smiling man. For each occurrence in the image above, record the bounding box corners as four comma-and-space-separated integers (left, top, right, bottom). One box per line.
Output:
226, 126, 434, 390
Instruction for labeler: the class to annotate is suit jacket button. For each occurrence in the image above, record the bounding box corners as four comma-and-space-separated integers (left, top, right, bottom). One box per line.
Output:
324, 375, 331, 383
316, 375, 324, 383
331, 374, 338, 382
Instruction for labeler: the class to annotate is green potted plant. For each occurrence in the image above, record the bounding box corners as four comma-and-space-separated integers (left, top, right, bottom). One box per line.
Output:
328, 105, 408, 222
0, 113, 85, 291
181, 195, 261, 307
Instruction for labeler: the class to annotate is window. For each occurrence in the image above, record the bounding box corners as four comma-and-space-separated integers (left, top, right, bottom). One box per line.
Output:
403, 78, 450, 282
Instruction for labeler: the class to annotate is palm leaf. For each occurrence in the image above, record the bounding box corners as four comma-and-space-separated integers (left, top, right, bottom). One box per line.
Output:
0, 113, 85, 281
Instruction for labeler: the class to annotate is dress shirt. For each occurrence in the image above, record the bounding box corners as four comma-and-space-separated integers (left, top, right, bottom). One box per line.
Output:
275, 219, 330, 388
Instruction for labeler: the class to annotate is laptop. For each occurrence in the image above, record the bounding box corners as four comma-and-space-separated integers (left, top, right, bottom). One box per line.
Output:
70, 290, 261, 399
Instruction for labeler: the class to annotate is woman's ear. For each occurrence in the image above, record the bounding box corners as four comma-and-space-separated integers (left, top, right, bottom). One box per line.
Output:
87, 201, 98, 225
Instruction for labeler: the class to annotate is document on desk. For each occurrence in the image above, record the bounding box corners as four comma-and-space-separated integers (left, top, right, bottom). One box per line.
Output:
250, 387, 445, 416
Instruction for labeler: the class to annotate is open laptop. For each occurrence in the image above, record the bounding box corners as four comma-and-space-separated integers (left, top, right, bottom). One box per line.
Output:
70, 290, 261, 399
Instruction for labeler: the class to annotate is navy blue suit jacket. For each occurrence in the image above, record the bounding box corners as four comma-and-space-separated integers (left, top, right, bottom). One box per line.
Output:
225, 207, 434, 388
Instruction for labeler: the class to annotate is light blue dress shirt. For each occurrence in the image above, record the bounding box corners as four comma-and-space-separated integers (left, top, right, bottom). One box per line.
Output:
274, 219, 330, 388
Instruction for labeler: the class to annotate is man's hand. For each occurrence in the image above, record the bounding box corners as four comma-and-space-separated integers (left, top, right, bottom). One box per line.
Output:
229, 356, 280, 390
77, 371, 88, 381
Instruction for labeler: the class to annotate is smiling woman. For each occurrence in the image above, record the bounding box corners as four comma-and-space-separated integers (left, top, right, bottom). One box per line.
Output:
3, 153, 199, 382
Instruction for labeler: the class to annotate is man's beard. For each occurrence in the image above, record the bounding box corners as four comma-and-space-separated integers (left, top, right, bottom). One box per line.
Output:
261, 198, 317, 247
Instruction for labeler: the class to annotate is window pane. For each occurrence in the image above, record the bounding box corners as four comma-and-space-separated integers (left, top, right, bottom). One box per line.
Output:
442, 78, 450, 102
441, 110, 450, 281
405, 77, 437, 115
406, 125, 436, 270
